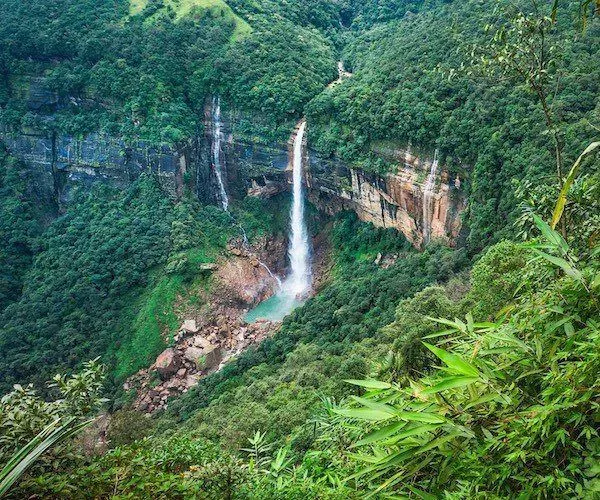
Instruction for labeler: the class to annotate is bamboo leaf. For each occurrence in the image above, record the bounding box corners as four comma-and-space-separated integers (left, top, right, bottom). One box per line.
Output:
551, 141, 600, 229
551, 0, 559, 23
334, 408, 395, 422
423, 342, 480, 377
531, 249, 584, 282
422, 376, 479, 394
464, 392, 503, 409
344, 379, 392, 390
395, 411, 446, 424
353, 421, 407, 447
351, 396, 396, 415
346, 452, 385, 464
380, 424, 442, 444
425, 317, 464, 331
532, 214, 568, 254
407, 485, 438, 500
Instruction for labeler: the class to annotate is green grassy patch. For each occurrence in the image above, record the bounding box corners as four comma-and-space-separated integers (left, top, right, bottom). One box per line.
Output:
129, 0, 251, 40
113, 248, 215, 381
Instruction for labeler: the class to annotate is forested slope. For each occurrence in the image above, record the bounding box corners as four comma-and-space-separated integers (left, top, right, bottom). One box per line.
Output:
0, 0, 599, 498
307, 0, 600, 251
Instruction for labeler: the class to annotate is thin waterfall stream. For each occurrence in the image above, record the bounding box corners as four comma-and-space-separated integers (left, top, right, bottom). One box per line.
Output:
421, 149, 439, 245
211, 96, 229, 211
210, 97, 281, 293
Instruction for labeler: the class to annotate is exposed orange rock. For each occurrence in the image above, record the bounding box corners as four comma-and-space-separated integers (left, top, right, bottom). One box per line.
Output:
307, 148, 466, 248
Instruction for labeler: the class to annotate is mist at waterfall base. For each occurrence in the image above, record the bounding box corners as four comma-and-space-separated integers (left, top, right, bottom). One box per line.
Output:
245, 122, 311, 323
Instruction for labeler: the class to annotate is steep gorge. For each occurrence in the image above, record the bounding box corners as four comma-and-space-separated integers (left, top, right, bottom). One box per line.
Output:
0, 78, 466, 248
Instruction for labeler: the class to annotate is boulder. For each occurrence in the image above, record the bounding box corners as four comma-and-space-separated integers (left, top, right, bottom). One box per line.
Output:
181, 319, 199, 334
154, 348, 181, 379
200, 346, 223, 371
183, 346, 206, 366
184, 373, 200, 388
193, 336, 212, 349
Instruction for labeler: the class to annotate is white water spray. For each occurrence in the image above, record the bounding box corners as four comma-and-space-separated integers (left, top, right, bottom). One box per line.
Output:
422, 149, 439, 244
211, 96, 229, 211
281, 121, 311, 298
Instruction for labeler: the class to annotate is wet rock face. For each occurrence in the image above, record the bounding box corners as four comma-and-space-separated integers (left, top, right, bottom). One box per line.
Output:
202, 100, 290, 202
0, 127, 199, 206
0, 78, 214, 208
305, 148, 466, 248
216, 240, 284, 307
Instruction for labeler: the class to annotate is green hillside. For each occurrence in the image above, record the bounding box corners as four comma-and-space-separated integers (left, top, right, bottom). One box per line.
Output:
0, 0, 599, 498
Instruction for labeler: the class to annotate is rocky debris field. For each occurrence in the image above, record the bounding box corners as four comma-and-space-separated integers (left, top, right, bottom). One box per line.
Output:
127, 316, 276, 413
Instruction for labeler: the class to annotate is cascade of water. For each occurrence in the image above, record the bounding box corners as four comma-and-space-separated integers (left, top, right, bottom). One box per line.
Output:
260, 262, 283, 289
210, 96, 280, 290
422, 149, 439, 245
211, 96, 229, 211
281, 121, 311, 298
243, 121, 310, 323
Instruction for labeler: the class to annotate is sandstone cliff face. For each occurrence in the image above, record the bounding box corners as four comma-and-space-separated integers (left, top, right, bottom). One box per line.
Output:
211, 109, 466, 248
305, 147, 466, 248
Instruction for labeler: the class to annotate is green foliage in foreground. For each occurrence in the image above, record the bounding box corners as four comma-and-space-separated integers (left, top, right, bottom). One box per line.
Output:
0, 417, 91, 497
333, 218, 600, 498
0, 360, 105, 496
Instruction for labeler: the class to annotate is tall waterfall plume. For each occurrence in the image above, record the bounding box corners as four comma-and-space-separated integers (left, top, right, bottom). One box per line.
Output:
422, 149, 439, 245
211, 96, 229, 211
243, 121, 311, 323
281, 121, 311, 298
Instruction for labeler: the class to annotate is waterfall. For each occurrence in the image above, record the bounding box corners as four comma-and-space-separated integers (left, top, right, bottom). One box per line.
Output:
210, 96, 280, 291
243, 121, 310, 323
260, 262, 283, 289
281, 121, 311, 298
211, 96, 229, 211
422, 149, 439, 245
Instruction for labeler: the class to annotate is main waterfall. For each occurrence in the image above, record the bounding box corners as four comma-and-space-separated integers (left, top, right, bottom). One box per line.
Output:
244, 121, 311, 322
211, 97, 229, 211
281, 120, 311, 298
